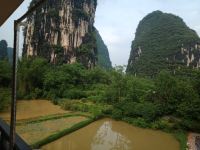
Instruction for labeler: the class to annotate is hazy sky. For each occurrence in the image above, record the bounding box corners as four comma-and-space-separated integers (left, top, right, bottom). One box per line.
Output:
1, 0, 200, 66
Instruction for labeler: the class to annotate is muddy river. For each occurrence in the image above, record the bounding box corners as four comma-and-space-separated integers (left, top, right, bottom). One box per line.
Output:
0, 100, 67, 121
42, 118, 180, 150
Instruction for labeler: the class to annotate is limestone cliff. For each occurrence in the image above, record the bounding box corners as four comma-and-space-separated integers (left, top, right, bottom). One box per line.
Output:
23, 0, 97, 68
127, 11, 200, 76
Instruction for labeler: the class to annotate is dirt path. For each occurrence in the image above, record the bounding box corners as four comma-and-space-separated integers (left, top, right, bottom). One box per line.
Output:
188, 133, 200, 150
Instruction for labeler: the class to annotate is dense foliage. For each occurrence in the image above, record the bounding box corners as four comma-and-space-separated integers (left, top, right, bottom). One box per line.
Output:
0, 60, 11, 111
0, 40, 11, 111
0, 40, 8, 60
17, 57, 110, 100
127, 11, 200, 76
11, 56, 200, 133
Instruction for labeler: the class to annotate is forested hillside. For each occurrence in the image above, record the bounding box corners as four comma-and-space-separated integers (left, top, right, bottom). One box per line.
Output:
127, 11, 200, 76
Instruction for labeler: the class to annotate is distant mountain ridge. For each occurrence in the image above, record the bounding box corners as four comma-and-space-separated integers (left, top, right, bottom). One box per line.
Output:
95, 28, 112, 69
127, 11, 200, 76
0, 40, 13, 63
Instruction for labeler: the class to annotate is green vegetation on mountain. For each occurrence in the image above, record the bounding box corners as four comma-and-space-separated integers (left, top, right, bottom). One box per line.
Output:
95, 28, 112, 69
26, 0, 111, 69
75, 28, 98, 68
127, 11, 200, 76
24, 0, 99, 68
1, 9, 200, 149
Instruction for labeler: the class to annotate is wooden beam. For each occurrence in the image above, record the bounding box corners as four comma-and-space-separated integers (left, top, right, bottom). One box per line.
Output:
0, 0, 24, 26
10, 0, 48, 149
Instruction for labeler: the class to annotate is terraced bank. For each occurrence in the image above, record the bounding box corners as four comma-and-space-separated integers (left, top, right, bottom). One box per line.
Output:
0, 100, 94, 148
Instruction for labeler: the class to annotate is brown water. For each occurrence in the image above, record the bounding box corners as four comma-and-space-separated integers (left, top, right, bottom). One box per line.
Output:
0, 100, 67, 121
42, 118, 180, 150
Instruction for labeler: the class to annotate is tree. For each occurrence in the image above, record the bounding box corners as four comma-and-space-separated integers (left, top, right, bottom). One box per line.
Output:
0, 40, 8, 60
0, 58, 11, 111
153, 71, 200, 119
104, 66, 127, 103
0, 88, 10, 111
18, 57, 48, 98
154, 71, 178, 114
0, 60, 11, 87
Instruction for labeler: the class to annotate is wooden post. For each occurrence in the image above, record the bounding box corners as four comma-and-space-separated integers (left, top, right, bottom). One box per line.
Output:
9, 1, 47, 149
10, 20, 18, 150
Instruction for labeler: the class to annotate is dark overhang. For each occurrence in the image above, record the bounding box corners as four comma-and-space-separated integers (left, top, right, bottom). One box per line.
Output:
0, 0, 24, 26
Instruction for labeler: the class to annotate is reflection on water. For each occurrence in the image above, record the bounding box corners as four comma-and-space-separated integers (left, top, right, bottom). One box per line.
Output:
91, 121, 130, 150
42, 118, 180, 150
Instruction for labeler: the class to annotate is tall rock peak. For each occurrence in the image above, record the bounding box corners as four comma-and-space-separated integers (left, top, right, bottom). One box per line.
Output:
127, 11, 200, 76
23, 0, 97, 68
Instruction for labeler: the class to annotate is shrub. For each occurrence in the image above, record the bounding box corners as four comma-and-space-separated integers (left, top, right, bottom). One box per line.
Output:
120, 101, 158, 121
63, 89, 86, 99
180, 119, 200, 132
151, 119, 169, 130
59, 100, 106, 118
112, 108, 123, 120
131, 118, 150, 128
30, 88, 43, 99
123, 117, 150, 128
102, 105, 113, 115
60, 100, 75, 111
0, 88, 11, 111
173, 131, 187, 150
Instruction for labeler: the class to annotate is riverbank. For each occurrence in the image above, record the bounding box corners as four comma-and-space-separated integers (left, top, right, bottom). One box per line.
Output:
0, 100, 97, 148
58, 99, 189, 150
188, 133, 200, 150
0, 100, 193, 150
196, 136, 200, 150
42, 118, 180, 150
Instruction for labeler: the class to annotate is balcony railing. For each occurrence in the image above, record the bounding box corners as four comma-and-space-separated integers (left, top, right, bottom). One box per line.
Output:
0, 119, 31, 150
